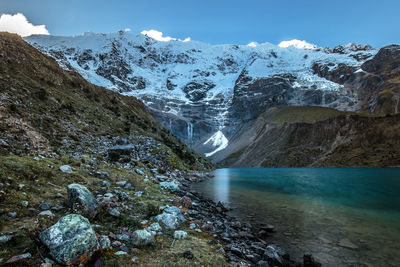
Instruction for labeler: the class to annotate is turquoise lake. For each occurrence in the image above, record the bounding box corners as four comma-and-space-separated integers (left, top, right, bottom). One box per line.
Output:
192, 168, 400, 266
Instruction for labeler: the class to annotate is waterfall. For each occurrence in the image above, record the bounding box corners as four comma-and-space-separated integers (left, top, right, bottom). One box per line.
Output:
187, 121, 193, 143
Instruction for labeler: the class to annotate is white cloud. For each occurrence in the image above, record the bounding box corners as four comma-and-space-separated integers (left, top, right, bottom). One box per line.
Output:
278, 39, 316, 50
124, 28, 131, 32
247, 41, 258, 47
0, 13, 49, 37
141, 29, 190, 42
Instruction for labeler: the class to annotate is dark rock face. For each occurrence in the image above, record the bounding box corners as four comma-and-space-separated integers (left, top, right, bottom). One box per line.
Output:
313, 45, 400, 115
39, 214, 99, 265
229, 73, 296, 123
362, 45, 400, 75
183, 81, 216, 101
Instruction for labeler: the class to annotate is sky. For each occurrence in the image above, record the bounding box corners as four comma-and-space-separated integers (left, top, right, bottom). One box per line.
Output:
0, 0, 399, 48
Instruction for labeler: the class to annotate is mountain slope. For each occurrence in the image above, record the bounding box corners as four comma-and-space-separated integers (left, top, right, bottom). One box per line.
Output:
218, 106, 400, 167
25, 32, 378, 157
0, 32, 211, 170
24, 32, 400, 167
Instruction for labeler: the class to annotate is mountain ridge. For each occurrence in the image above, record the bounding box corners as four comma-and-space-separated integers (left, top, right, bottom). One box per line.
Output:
24, 31, 400, 166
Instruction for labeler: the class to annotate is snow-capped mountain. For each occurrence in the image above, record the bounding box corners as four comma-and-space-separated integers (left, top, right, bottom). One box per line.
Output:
25, 31, 377, 158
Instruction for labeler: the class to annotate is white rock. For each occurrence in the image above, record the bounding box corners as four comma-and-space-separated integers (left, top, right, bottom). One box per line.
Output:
59, 165, 73, 174
173, 230, 188, 239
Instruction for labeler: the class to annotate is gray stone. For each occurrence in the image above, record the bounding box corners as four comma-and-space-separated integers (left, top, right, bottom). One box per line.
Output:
98, 235, 111, 249
124, 183, 133, 190
115, 251, 128, 255
173, 230, 187, 239
38, 210, 54, 217
116, 233, 130, 241
67, 184, 98, 219
131, 229, 155, 246
59, 165, 73, 174
0, 235, 12, 243
136, 169, 145, 176
156, 206, 186, 229
6, 253, 31, 264
101, 180, 111, 187
39, 214, 99, 265
39, 202, 52, 211
21, 201, 29, 207
134, 191, 143, 197
8, 212, 16, 218
108, 208, 121, 217
160, 181, 180, 191
115, 181, 127, 186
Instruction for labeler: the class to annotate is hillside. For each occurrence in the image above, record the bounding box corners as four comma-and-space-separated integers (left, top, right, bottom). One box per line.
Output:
0, 32, 210, 170
0, 33, 248, 267
218, 106, 400, 167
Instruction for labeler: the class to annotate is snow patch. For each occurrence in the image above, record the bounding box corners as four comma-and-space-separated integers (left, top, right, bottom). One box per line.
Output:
278, 39, 316, 50
204, 131, 228, 157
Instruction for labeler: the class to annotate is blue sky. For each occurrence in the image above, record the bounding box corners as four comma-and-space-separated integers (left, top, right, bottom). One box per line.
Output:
0, 0, 399, 47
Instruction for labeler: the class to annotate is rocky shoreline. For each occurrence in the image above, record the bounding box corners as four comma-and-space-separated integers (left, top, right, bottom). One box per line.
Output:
178, 171, 321, 267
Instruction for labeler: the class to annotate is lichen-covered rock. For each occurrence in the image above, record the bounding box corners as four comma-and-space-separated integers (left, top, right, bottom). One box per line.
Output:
67, 184, 98, 219
39, 214, 99, 265
131, 229, 155, 246
156, 206, 186, 229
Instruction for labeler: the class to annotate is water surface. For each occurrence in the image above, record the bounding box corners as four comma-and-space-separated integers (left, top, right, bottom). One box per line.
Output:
192, 168, 400, 266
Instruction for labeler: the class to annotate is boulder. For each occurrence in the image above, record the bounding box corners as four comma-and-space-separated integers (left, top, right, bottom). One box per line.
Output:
156, 206, 186, 229
67, 184, 98, 219
131, 229, 155, 246
39, 214, 99, 265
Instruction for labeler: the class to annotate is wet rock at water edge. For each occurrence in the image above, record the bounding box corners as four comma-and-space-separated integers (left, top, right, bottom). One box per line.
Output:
39, 214, 99, 265
67, 183, 98, 219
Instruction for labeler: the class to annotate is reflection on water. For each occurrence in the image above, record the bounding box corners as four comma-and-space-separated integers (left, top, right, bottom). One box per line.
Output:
213, 168, 230, 203
192, 168, 400, 267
